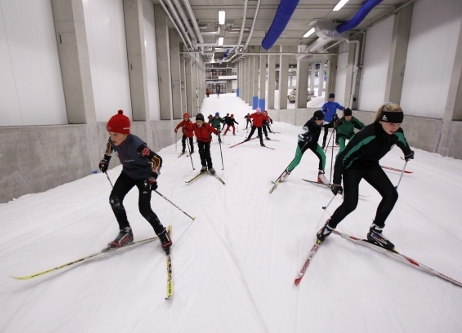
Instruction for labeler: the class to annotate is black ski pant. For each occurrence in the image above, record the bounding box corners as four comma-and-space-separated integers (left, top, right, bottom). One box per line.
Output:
181, 135, 194, 153
322, 122, 338, 147
247, 126, 264, 145
328, 164, 398, 230
110, 172, 164, 234
197, 141, 213, 169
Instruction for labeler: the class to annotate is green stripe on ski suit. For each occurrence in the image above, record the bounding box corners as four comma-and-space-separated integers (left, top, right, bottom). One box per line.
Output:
343, 135, 376, 169
393, 131, 408, 147
287, 142, 326, 172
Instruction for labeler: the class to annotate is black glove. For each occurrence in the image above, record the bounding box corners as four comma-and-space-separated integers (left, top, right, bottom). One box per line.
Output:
405, 151, 414, 161
145, 172, 158, 191
99, 155, 111, 173
331, 184, 343, 196
302, 133, 312, 142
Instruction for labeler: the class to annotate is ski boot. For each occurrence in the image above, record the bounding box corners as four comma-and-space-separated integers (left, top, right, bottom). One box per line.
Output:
157, 228, 172, 254
317, 220, 335, 243
279, 169, 291, 182
367, 224, 395, 251
317, 170, 328, 184
106, 227, 133, 250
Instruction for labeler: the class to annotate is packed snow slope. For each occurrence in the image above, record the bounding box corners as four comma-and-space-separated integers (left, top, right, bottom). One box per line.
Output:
1, 93, 462, 333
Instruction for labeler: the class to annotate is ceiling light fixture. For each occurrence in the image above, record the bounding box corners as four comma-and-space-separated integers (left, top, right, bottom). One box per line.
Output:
218, 37, 224, 46
303, 28, 315, 38
218, 10, 225, 25
333, 0, 349, 11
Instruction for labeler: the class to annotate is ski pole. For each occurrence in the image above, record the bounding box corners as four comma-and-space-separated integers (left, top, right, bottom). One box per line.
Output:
322, 195, 336, 210
175, 131, 177, 152
329, 131, 335, 184
154, 190, 196, 221
395, 160, 408, 189
218, 133, 224, 170
323, 129, 334, 154
186, 139, 195, 170
105, 172, 114, 188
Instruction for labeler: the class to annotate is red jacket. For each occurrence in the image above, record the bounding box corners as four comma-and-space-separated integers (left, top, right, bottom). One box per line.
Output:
175, 120, 194, 138
192, 122, 218, 143
248, 112, 266, 127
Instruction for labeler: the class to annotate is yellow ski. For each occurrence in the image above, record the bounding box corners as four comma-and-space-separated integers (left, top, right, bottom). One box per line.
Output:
165, 225, 173, 299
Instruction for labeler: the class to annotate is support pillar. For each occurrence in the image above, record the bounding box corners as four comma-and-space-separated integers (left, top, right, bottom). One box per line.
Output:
169, 29, 182, 119
51, 0, 99, 171
267, 53, 276, 109
296, 60, 309, 108
259, 52, 267, 110
278, 45, 289, 110
154, 5, 173, 120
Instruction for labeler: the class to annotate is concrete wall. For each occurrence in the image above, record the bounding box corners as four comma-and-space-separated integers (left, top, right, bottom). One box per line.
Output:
0, 122, 180, 203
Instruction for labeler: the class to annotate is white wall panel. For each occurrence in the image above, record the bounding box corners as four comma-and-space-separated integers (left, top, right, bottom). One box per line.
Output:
83, 0, 132, 123
0, 0, 66, 126
334, 52, 348, 104
143, 0, 160, 120
358, 16, 394, 112
401, 0, 462, 118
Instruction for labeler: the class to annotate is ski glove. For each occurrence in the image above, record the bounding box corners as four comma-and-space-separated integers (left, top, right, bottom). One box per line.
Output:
99, 155, 111, 173
405, 151, 415, 161
145, 172, 158, 191
331, 184, 343, 196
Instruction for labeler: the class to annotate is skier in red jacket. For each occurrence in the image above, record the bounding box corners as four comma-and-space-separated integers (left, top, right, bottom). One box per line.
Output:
174, 113, 194, 155
192, 113, 220, 174
244, 108, 266, 146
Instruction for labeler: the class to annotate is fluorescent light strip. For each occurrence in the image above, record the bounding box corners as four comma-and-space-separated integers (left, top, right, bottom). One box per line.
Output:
333, 0, 349, 11
218, 37, 224, 46
303, 28, 315, 38
218, 10, 225, 25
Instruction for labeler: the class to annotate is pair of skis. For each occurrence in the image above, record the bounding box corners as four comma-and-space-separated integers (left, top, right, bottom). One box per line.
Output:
229, 137, 275, 150
294, 230, 462, 288
11, 226, 175, 299
302, 179, 368, 198
185, 171, 225, 185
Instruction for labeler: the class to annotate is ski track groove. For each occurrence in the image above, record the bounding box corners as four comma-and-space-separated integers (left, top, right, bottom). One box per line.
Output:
201, 201, 271, 333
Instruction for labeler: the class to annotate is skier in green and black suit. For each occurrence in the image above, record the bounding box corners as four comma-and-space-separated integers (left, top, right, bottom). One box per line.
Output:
316, 103, 414, 251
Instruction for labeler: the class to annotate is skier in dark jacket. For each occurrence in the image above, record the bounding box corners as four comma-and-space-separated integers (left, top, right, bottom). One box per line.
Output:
317, 103, 414, 251
99, 110, 172, 253
244, 113, 252, 129
276, 110, 327, 183
223, 114, 239, 135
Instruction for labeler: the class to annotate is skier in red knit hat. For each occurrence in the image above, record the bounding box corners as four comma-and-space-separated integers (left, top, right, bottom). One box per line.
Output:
99, 110, 172, 253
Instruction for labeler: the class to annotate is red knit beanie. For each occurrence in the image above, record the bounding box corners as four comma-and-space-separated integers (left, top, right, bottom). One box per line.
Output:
107, 110, 130, 134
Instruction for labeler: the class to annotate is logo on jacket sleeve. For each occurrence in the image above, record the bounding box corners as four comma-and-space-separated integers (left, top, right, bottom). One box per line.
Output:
141, 147, 151, 156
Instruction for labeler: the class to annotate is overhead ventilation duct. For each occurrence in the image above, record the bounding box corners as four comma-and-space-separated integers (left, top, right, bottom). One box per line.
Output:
261, 0, 300, 50
336, 0, 383, 33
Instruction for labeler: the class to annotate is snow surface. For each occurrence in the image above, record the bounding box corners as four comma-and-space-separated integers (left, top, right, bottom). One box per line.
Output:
1, 93, 462, 333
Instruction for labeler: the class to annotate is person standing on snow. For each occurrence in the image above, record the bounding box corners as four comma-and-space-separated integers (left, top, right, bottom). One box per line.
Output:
335, 108, 365, 154
316, 103, 414, 251
223, 114, 239, 135
321, 93, 344, 148
98, 110, 172, 253
209, 112, 225, 143
174, 113, 194, 155
244, 113, 252, 129
244, 108, 266, 147
262, 110, 274, 140
276, 110, 327, 183
192, 113, 220, 174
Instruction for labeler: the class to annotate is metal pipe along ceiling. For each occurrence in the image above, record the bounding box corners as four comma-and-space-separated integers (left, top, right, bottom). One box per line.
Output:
235, 0, 249, 51
182, 0, 204, 45
261, 0, 300, 50
243, 0, 262, 50
171, 0, 197, 43
164, 0, 194, 48
158, 0, 192, 50
336, 0, 383, 34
